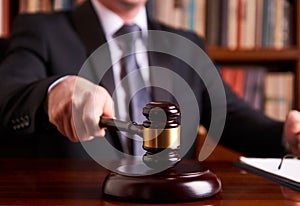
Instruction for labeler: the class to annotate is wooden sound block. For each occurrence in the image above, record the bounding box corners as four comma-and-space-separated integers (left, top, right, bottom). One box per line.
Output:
102, 160, 222, 203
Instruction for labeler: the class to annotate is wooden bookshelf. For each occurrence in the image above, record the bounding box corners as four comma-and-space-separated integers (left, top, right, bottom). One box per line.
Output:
207, 47, 300, 63
206, 0, 300, 110
148, 0, 300, 120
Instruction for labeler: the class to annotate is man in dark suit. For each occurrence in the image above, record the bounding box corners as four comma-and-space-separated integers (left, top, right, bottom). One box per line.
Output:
0, 0, 299, 159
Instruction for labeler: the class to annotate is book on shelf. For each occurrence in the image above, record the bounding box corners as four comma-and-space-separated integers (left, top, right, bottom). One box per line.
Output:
53, 0, 77, 11
0, 0, 3, 37
254, 0, 263, 47
205, 0, 221, 46
221, 67, 266, 111
152, 0, 192, 31
264, 72, 294, 121
274, 0, 285, 49
149, 0, 293, 49
193, 0, 206, 37
221, 67, 246, 98
243, 68, 266, 111
19, 0, 52, 13
151, 0, 174, 28
221, 67, 293, 120
148, 0, 194, 36
0, 0, 9, 37
261, 0, 273, 47
173, 0, 190, 30
219, 0, 228, 46
240, 0, 256, 49
19, 0, 81, 14
261, 0, 292, 48
226, 0, 238, 49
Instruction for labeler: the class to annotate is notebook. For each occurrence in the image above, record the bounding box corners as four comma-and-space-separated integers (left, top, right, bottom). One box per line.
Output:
234, 156, 300, 191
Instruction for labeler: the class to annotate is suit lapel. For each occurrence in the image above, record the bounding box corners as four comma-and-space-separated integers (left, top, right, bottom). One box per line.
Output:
70, 0, 115, 96
71, 0, 105, 56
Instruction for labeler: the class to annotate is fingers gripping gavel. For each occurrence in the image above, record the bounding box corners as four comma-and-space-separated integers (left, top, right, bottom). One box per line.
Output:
99, 102, 181, 168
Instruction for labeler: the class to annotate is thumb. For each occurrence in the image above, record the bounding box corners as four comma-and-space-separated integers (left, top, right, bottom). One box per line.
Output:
101, 89, 115, 118
286, 110, 300, 134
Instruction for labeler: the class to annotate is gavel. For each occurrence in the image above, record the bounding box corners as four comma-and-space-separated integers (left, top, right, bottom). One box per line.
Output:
99, 102, 181, 168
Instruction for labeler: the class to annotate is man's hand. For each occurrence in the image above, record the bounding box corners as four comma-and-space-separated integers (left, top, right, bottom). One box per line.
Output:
47, 75, 114, 142
284, 110, 300, 156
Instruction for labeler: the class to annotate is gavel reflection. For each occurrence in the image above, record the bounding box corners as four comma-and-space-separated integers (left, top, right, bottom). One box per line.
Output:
99, 102, 181, 168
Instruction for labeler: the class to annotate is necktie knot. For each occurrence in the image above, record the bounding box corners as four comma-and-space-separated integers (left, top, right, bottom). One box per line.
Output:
115, 24, 141, 36
114, 24, 141, 53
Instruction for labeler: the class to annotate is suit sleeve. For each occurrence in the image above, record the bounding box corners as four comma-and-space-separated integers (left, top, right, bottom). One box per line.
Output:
0, 14, 63, 135
201, 67, 285, 158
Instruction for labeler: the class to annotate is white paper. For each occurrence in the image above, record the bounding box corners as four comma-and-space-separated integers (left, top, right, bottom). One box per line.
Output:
240, 156, 300, 183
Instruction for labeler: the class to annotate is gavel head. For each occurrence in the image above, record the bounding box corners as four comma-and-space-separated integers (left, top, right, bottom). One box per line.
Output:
141, 102, 181, 168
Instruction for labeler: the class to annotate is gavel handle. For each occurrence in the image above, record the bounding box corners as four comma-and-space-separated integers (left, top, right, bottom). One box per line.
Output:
99, 117, 143, 137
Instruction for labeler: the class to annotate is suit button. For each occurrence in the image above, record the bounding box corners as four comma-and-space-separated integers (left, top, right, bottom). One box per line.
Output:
11, 115, 31, 130
23, 115, 30, 127
24, 121, 29, 127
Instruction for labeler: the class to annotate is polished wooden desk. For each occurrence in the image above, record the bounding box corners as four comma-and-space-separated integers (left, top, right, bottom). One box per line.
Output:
0, 158, 299, 205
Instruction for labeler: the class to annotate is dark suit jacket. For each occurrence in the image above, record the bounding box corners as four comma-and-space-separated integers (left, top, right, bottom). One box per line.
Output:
0, 0, 285, 158
0, 38, 9, 61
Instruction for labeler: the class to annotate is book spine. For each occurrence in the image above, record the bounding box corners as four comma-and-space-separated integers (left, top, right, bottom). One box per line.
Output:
261, 0, 269, 47
221, 67, 246, 98
244, 67, 266, 110
205, 0, 221, 46
283, 0, 292, 46
236, 0, 243, 48
54, 0, 75, 11
264, 72, 294, 121
273, 0, 285, 49
220, 0, 228, 46
26, 0, 39, 13
1, 0, 10, 37
255, 0, 263, 48
0, 0, 3, 37
19, 0, 27, 13
227, 0, 238, 49
40, 0, 52, 13
153, 0, 174, 27
193, 0, 206, 37
189, 0, 195, 30
240, 0, 256, 49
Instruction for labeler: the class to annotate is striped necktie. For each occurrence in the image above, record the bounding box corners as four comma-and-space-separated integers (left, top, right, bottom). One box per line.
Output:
114, 24, 151, 155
